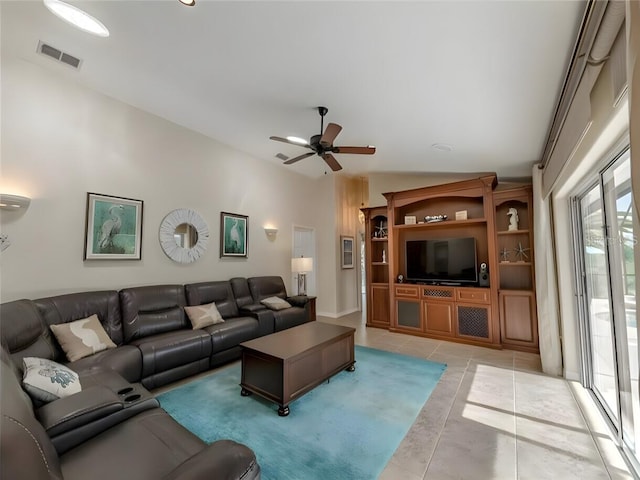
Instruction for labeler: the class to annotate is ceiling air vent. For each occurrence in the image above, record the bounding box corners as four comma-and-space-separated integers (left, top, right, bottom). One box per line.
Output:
275, 153, 289, 161
37, 41, 82, 69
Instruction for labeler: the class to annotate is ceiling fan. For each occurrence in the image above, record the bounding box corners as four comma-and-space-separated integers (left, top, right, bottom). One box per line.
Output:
270, 106, 376, 172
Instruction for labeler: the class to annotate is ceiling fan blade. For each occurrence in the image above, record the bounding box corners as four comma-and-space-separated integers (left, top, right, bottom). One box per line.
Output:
269, 136, 312, 149
320, 123, 342, 147
322, 153, 343, 171
332, 146, 376, 155
283, 152, 315, 165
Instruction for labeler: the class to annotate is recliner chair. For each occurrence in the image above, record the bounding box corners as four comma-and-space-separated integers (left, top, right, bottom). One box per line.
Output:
246, 276, 316, 332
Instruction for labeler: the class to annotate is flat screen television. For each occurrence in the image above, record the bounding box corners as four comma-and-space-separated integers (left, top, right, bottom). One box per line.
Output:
405, 237, 478, 285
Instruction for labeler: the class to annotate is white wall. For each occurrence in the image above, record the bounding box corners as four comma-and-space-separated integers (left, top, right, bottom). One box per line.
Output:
0, 58, 341, 313
313, 175, 338, 316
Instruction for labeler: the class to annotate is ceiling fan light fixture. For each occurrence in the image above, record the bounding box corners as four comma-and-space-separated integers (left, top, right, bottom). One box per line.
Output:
286, 136, 308, 145
43, 0, 109, 37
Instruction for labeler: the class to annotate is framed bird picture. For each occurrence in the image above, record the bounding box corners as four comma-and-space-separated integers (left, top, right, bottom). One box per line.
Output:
84, 193, 143, 260
220, 212, 248, 258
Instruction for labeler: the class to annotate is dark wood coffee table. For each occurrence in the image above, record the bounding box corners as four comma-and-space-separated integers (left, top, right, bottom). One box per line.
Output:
239, 322, 356, 416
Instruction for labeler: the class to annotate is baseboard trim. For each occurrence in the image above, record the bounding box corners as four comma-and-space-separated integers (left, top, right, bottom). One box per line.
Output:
317, 307, 360, 319
564, 370, 580, 381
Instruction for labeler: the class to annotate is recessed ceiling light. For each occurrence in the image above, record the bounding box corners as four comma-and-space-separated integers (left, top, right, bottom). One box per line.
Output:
43, 0, 109, 37
431, 143, 454, 152
286, 136, 308, 145
178, 0, 196, 5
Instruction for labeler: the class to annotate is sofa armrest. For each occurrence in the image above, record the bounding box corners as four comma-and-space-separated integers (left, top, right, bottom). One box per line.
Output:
37, 385, 123, 436
241, 306, 274, 337
287, 296, 317, 321
37, 384, 159, 454
286, 295, 315, 307
239, 303, 267, 313
162, 439, 261, 480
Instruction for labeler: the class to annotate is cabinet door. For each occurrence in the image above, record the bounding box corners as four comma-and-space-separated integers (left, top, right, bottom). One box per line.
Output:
499, 291, 538, 347
370, 285, 390, 327
423, 301, 454, 336
396, 299, 422, 331
456, 303, 491, 341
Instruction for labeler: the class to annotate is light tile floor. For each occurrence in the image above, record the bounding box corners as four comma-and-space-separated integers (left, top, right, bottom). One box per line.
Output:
318, 312, 635, 480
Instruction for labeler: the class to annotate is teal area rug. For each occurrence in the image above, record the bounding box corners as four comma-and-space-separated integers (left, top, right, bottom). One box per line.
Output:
157, 345, 446, 480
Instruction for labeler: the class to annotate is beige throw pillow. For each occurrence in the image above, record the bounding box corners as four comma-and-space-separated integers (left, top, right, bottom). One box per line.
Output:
50, 314, 116, 362
260, 296, 292, 311
185, 302, 224, 329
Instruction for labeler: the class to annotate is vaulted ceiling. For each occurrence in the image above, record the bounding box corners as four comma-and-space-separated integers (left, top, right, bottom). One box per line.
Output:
1, 1, 586, 178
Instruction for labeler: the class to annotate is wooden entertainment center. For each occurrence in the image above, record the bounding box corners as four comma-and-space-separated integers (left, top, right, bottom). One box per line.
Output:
361, 175, 538, 352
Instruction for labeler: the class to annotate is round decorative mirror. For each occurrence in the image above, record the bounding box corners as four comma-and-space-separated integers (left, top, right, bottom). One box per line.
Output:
159, 209, 209, 263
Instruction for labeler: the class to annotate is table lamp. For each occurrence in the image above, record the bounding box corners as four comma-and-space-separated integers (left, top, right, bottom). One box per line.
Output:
291, 256, 313, 295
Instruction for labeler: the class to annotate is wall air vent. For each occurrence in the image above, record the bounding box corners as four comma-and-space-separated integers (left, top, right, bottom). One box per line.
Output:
37, 41, 82, 69
275, 153, 289, 161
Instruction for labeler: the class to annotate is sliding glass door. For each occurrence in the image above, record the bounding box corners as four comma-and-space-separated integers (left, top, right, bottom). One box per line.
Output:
579, 183, 619, 420
574, 147, 638, 472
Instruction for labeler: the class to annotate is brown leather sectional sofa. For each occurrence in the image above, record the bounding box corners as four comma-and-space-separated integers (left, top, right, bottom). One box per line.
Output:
0, 276, 316, 480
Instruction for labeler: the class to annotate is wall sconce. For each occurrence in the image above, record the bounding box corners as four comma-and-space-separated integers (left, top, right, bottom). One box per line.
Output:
291, 256, 313, 296
0, 194, 31, 210
264, 227, 278, 238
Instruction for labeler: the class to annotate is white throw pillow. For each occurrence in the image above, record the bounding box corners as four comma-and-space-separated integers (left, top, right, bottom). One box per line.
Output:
50, 314, 116, 362
22, 357, 81, 404
185, 302, 224, 329
260, 296, 292, 311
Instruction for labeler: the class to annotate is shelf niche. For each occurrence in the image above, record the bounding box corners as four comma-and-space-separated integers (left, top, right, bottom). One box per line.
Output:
361, 207, 390, 329
493, 185, 538, 352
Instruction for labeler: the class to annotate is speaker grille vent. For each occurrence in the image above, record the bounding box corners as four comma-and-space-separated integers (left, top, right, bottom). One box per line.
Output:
457, 306, 489, 338
423, 289, 453, 298
37, 41, 82, 70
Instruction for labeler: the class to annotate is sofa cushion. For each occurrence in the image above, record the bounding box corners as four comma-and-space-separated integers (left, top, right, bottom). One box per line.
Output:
247, 275, 289, 302
59, 409, 203, 480
205, 317, 260, 353
273, 307, 309, 332
22, 357, 81, 404
0, 299, 57, 370
184, 302, 224, 329
35, 291, 124, 346
70, 345, 142, 384
130, 329, 212, 379
50, 314, 117, 362
184, 280, 240, 319
230, 277, 255, 308
57, 408, 259, 480
261, 296, 292, 311
120, 285, 188, 343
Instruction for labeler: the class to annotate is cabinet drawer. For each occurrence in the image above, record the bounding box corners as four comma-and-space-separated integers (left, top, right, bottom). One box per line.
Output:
395, 285, 419, 298
455, 288, 490, 304
421, 286, 455, 301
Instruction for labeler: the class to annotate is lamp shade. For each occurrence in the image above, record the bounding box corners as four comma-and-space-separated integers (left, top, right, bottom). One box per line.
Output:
291, 257, 313, 273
